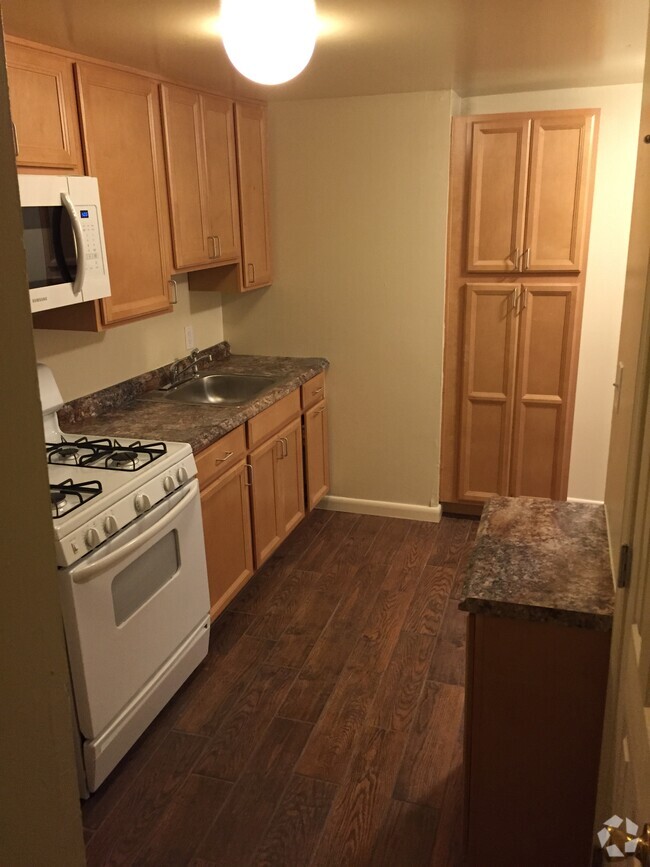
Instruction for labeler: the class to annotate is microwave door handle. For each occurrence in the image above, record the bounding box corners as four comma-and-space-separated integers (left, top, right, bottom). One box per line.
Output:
60, 192, 85, 296
71, 479, 198, 584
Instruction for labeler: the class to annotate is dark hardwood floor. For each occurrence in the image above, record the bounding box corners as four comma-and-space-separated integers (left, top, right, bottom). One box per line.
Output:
82, 509, 478, 867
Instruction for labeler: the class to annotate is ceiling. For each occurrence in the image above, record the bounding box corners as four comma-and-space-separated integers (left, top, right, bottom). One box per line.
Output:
1, 0, 648, 101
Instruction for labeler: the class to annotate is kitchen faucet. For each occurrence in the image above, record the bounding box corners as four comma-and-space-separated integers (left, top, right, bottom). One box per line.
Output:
167, 348, 213, 388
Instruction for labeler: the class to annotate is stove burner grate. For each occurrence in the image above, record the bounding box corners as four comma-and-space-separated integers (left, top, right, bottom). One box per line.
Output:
46, 437, 167, 472
50, 478, 103, 518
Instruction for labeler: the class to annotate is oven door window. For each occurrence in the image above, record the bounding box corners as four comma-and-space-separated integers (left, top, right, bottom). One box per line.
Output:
22, 205, 77, 289
111, 530, 180, 626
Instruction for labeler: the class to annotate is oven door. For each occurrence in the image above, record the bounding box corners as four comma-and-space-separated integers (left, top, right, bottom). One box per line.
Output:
59, 479, 209, 740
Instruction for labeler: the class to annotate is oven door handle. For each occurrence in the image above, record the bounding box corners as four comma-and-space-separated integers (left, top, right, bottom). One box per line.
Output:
71, 480, 198, 584
61, 192, 86, 297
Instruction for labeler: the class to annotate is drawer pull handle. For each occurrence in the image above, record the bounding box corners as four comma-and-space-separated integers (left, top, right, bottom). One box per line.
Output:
215, 451, 234, 464
244, 463, 253, 486
313, 386, 324, 395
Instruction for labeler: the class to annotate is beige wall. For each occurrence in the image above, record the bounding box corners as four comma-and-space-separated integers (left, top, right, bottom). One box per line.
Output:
0, 23, 85, 866
462, 84, 643, 502
223, 91, 454, 511
33, 274, 224, 402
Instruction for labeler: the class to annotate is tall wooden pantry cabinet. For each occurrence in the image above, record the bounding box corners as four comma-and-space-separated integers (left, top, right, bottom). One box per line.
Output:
441, 108, 599, 512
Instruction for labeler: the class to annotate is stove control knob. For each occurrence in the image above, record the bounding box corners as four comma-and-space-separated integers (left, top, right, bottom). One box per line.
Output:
134, 493, 151, 514
177, 466, 189, 485
163, 475, 175, 493
85, 528, 101, 550
104, 515, 119, 536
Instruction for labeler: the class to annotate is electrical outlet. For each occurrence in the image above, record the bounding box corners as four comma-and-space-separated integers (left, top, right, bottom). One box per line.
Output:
184, 325, 195, 350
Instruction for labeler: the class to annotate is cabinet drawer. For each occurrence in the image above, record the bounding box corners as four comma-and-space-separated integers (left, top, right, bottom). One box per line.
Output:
301, 372, 326, 410
196, 425, 246, 489
247, 390, 301, 449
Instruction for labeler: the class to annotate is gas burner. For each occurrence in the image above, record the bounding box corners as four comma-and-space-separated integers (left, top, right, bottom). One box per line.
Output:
108, 450, 139, 469
47, 443, 82, 465
50, 478, 103, 518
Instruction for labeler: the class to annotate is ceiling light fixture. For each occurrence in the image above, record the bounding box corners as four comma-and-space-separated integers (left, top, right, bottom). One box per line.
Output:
220, 0, 318, 86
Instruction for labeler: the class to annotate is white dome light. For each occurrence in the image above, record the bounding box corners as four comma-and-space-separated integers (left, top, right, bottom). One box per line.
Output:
220, 0, 318, 86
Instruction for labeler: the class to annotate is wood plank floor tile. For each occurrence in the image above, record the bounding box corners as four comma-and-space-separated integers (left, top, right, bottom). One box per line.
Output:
370, 800, 439, 867
429, 729, 465, 867
365, 516, 413, 565
271, 509, 333, 565
393, 681, 464, 809
381, 521, 437, 592
451, 540, 477, 600
367, 631, 436, 732
344, 585, 418, 675
246, 570, 320, 641
173, 635, 274, 736
194, 664, 297, 781
426, 519, 456, 566
296, 511, 360, 573
278, 677, 337, 724
195, 718, 313, 864
266, 585, 341, 669
309, 726, 406, 866
250, 775, 337, 867
207, 609, 258, 657
85, 731, 208, 867
428, 603, 468, 686
133, 774, 231, 867
403, 564, 456, 636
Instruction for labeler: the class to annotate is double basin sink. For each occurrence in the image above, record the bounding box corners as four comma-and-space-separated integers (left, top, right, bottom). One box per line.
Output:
147, 373, 279, 407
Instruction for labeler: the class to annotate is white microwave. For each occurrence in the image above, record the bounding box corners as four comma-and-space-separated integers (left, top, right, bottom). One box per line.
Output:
18, 175, 111, 313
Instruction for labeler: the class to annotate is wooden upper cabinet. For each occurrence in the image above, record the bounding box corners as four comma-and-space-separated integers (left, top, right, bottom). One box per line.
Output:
160, 84, 240, 271
466, 109, 598, 274
524, 114, 597, 271
466, 118, 531, 273
235, 102, 272, 289
76, 63, 172, 325
5, 41, 83, 173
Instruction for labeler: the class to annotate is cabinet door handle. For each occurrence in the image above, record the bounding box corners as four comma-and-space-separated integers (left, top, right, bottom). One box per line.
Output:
282, 436, 289, 458
208, 236, 215, 259
215, 450, 233, 465
510, 248, 520, 271
214, 235, 221, 258
511, 287, 519, 313
523, 248, 530, 271
521, 286, 528, 311
247, 263, 255, 284
244, 463, 253, 486
276, 439, 284, 460
11, 122, 18, 156
168, 279, 178, 304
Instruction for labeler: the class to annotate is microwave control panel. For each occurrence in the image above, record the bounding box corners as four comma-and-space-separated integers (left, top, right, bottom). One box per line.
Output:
79, 205, 105, 274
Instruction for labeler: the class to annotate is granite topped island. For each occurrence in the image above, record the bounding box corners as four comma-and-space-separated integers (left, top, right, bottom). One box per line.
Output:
459, 495, 614, 631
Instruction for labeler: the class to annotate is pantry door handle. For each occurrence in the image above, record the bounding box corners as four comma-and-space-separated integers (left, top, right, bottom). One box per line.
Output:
215, 451, 233, 465
244, 463, 253, 486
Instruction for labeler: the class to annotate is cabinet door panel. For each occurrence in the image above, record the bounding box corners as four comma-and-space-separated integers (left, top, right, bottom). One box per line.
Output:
201, 461, 254, 621
249, 435, 283, 567
160, 84, 211, 269
524, 114, 596, 272
466, 119, 530, 272
510, 284, 579, 499
76, 63, 172, 325
235, 102, 272, 289
458, 284, 519, 501
276, 419, 305, 536
6, 42, 83, 172
202, 94, 241, 262
305, 401, 330, 511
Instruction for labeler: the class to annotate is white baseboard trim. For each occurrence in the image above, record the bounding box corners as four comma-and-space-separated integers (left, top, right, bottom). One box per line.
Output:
567, 497, 605, 506
317, 495, 442, 523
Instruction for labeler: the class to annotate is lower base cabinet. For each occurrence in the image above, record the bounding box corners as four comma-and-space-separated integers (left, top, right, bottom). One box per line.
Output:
200, 459, 254, 621
304, 400, 329, 512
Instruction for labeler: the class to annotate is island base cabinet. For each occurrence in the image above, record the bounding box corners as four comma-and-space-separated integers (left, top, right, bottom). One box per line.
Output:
464, 614, 610, 867
304, 400, 330, 511
249, 418, 305, 568
200, 459, 254, 622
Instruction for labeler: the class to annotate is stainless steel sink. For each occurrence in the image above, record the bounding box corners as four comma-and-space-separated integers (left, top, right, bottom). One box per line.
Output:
156, 373, 278, 406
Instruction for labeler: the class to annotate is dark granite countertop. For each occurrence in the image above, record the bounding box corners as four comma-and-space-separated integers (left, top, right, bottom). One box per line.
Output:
58, 342, 329, 454
459, 496, 614, 630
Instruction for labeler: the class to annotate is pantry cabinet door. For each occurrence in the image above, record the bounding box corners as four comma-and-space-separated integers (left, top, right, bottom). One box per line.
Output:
524, 113, 597, 272
458, 284, 519, 501
466, 118, 531, 273
6, 41, 83, 173
510, 284, 580, 499
235, 102, 272, 289
160, 84, 211, 270
249, 435, 283, 567
276, 419, 305, 536
201, 94, 241, 263
304, 401, 330, 511
201, 460, 254, 622
76, 63, 172, 325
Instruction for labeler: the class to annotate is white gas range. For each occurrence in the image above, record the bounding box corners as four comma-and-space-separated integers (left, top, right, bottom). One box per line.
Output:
39, 364, 210, 796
